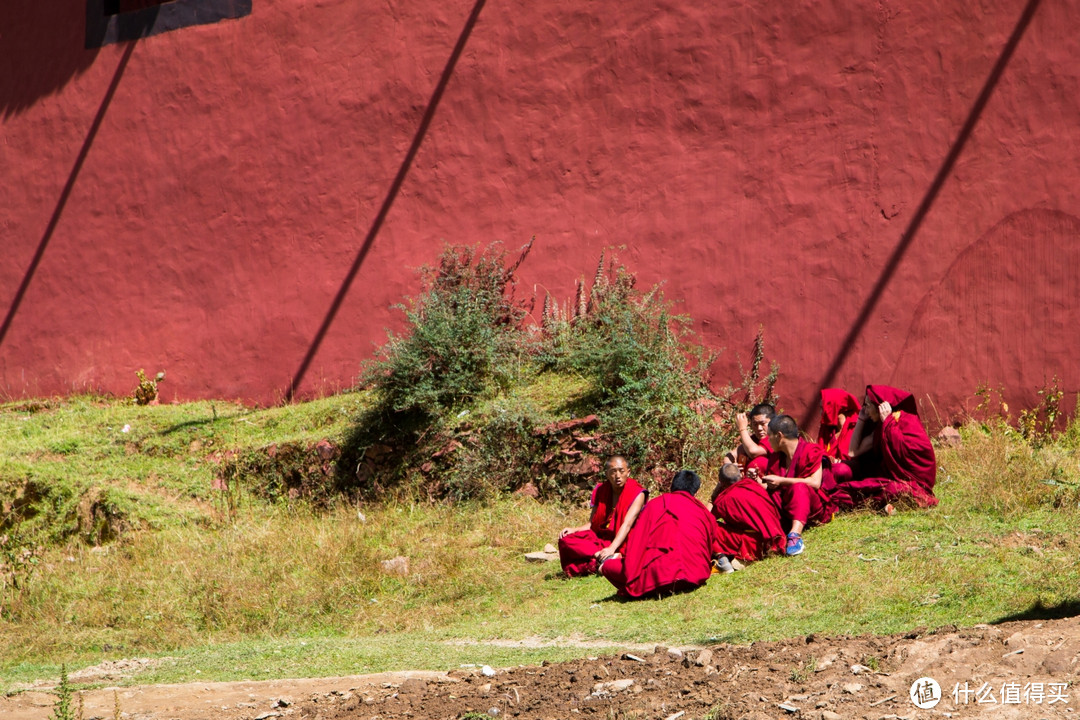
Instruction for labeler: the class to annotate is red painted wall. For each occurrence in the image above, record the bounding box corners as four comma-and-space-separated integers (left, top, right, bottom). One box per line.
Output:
2, 0, 1078, 423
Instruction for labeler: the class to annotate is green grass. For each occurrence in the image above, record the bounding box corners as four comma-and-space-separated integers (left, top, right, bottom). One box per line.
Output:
2, 394, 1079, 691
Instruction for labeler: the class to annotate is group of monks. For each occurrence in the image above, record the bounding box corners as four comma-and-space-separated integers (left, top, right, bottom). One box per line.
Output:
556, 384, 939, 599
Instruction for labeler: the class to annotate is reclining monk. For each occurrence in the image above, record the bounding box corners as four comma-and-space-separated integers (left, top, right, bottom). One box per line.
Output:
723, 403, 776, 471
817, 388, 861, 462
832, 385, 938, 512
558, 456, 647, 577
708, 463, 785, 571
600, 470, 721, 598
761, 414, 842, 555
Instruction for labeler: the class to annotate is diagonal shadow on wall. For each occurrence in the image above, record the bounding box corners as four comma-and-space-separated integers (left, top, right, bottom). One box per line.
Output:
800, 0, 1044, 429
285, 0, 489, 402
0, 41, 138, 351
0, 0, 106, 118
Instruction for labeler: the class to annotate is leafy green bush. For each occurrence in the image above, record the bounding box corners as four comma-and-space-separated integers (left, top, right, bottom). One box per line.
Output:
336, 243, 778, 501
336, 242, 534, 499
536, 253, 777, 479
366, 243, 530, 419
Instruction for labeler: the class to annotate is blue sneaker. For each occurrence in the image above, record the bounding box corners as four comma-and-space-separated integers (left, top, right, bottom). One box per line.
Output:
785, 532, 804, 556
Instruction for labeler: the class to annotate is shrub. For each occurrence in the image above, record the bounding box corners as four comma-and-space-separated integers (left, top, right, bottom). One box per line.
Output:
365, 242, 531, 420
536, 254, 777, 482
335, 244, 779, 501
336, 242, 534, 499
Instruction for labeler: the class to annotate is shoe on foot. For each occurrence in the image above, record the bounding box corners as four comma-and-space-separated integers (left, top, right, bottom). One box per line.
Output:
712, 554, 735, 574
785, 532, 804, 556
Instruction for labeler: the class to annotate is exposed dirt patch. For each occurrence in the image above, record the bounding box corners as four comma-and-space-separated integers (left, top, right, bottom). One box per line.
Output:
4, 617, 1078, 719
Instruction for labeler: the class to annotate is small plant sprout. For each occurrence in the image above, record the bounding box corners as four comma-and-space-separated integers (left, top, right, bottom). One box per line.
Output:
132, 369, 166, 405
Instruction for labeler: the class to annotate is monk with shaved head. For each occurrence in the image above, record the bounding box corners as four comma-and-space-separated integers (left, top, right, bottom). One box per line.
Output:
600, 470, 722, 598
557, 455, 647, 577
760, 414, 841, 556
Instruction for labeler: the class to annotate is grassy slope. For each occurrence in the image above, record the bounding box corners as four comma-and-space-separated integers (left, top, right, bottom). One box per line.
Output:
1, 391, 1078, 689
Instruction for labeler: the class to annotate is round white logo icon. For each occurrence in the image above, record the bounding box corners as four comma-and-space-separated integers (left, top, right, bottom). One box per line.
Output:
910, 677, 942, 709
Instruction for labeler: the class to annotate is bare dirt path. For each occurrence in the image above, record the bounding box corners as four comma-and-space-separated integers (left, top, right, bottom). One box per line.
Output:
5, 616, 1078, 720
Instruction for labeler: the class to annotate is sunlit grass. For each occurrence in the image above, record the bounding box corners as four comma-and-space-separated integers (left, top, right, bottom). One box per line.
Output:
2, 395, 1079, 690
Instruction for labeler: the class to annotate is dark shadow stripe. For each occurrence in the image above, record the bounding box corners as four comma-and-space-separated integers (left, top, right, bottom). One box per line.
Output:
285, 0, 489, 402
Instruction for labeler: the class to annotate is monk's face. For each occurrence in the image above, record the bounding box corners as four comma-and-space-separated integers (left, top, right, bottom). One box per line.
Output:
864, 394, 882, 422
604, 459, 630, 490
750, 414, 770, 441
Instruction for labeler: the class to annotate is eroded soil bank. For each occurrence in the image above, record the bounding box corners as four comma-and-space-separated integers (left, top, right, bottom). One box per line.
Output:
5, 616, 1078, 719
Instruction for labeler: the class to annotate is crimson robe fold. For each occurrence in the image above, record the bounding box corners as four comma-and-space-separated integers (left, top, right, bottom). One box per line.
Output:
764, 439, 838, 529
833, 385, 938, 509
817, 388, 861, 461
711, 478, 785, 562
601, 491, 720, 598
558, 478, 646, 576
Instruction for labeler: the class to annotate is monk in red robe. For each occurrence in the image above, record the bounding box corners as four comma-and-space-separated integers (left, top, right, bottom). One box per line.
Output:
723, 403, 775, 472
761, 414, 841, 555
817, 388, 861, 462
832, 385, 938, 512
558, 456, 647, 577
708, 463, 785, 567
600, 470, 721, 598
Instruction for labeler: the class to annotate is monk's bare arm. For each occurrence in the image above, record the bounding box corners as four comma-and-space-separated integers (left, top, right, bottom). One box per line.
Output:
735, 412, 768, 458
739, 434, 768, 458
596, 492, 646, 561
848, 414, 874, 457
764, 465, 822, 489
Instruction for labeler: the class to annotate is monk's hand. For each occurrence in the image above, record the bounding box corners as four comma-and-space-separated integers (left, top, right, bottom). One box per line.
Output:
559, 527, 574, 539
735, 412, 749, 433
595, 546, 616, 562
764, 474, 784, 489
878, 401, 892, 418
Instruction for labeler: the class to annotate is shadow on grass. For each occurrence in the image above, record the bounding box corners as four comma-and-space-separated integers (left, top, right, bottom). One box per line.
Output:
596, 582, 708, 604
992, 598, 1080, 624
158, 414, 235, 435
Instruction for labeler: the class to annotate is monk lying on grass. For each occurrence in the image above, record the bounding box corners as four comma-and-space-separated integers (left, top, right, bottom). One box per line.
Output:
760, 414, 843, 556
708, 463, 784, 572
558, 455, 647, 577
832, 384, 939, 512
600, 470, 721, 599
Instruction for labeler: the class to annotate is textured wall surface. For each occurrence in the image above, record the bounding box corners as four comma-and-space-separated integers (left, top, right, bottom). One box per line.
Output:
1, 0, 1078, 422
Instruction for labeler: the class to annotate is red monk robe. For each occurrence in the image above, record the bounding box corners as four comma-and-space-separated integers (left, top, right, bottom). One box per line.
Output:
740, 434, 772, 476
764, 439, 838, 531
711, 478, 785, 562
833, 385, 938, 509
818, 388, 861, 461
601, 491, 721, 598
558, 477, 646, 576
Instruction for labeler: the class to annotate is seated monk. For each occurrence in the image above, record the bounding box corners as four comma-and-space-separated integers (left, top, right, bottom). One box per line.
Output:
832, 385, 938, 512
723, 403, 776, 472
558, 455, 647, 577
817, 388, 861, 462
761, 414, 841, 556
708, 463, 785, 570
600, 470, 721, 598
